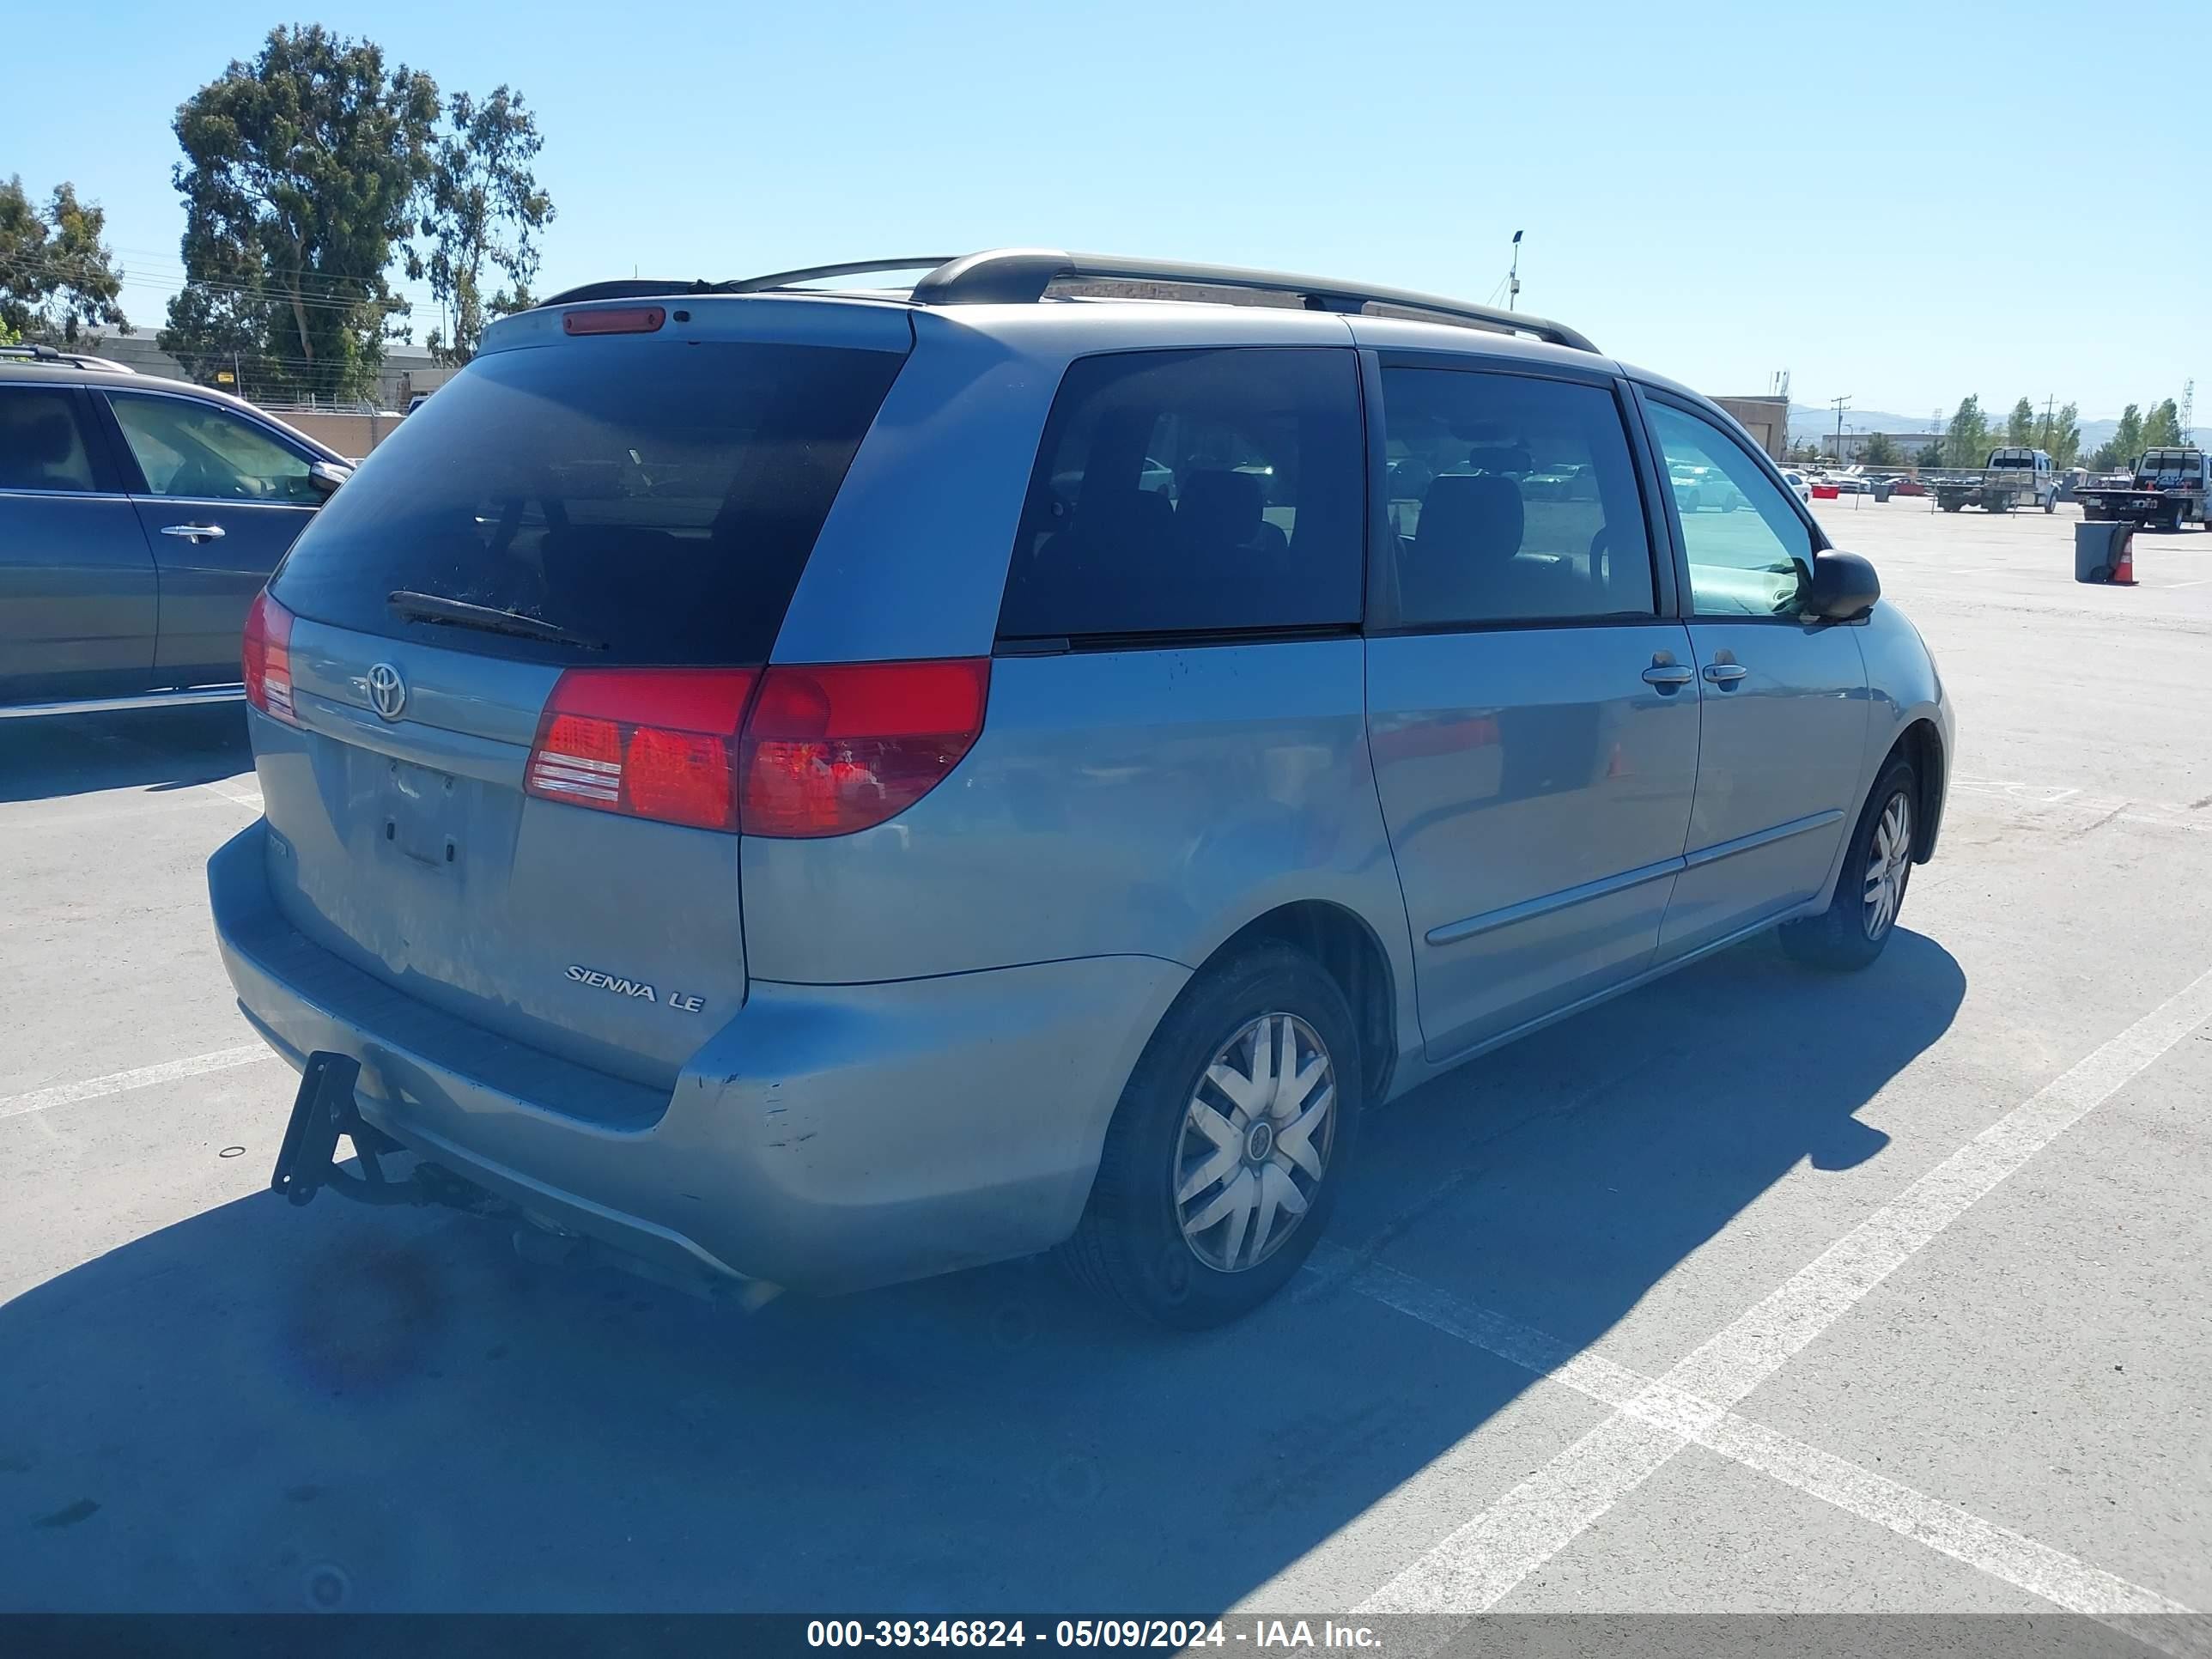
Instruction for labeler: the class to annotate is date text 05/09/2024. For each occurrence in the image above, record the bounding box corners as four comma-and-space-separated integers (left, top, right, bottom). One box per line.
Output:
805, 1621, 1382, 1650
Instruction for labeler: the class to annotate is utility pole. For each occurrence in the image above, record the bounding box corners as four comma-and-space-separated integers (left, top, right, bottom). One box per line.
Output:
1830, 394, 1852, 461
2184, 379, 2196, 441
1507, 230, 1523, 313
2043, 393, 2056, 450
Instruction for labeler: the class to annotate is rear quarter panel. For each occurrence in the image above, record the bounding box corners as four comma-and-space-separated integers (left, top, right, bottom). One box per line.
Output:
739, 639, 1421, 1057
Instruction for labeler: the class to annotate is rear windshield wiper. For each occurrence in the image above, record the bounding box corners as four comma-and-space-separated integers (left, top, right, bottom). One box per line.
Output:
386, 591, 607, 651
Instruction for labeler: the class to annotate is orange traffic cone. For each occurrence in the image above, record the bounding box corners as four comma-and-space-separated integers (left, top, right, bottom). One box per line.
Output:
2111, 532, 2137, 586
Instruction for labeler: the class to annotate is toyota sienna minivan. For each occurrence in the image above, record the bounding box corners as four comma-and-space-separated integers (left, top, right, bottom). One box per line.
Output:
209, 250, 1951, 1327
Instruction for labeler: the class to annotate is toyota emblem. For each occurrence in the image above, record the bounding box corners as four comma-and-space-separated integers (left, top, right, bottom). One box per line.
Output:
366, 662, 408, 721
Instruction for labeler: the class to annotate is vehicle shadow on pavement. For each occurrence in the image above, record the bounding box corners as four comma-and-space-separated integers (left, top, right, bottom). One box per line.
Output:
0, 931, 1962, 1614
0, 707, 253, 805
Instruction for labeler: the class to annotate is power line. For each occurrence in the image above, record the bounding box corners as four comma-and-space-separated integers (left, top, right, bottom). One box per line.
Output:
2, 253, 439, 319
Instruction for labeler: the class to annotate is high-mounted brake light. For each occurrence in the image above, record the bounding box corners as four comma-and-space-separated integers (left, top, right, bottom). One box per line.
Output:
740, 659, 990, 838
526, 668, 757, 830
523, 659, 991, 837
562, 307, 665, 337
242, 589, 296, 723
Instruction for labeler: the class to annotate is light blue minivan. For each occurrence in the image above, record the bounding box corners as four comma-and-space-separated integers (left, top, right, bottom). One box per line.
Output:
209, 251, 1951, 1327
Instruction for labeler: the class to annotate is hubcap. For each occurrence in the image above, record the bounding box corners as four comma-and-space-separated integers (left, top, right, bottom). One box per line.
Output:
1862, 791, 1913, 939
1173, 1012, 1336, 1273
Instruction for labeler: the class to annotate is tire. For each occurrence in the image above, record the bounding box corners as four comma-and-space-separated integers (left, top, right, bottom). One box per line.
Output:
1780, 757, 1917, 973
1942, 500, 1963, 513
2043, 493, 2056, 514
1059, 944, 1362, 1328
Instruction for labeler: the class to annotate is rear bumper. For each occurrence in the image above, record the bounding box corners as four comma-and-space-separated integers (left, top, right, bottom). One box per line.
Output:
210, 822, 1187, 1293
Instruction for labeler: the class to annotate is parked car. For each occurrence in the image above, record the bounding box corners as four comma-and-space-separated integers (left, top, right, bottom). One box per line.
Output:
1831, 473, 1874, 495
1779, 468, 1813, 504
213, 250, 1951, 1328
1668, 459, 1745, 513
1523, 460, 1599, 501
1887, 476, 1926, 498
1, 361, 354, 715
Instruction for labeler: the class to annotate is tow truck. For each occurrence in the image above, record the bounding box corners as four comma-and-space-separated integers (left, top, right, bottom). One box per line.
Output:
2076, 447, 2208, 532
1932, 447, 2059, 514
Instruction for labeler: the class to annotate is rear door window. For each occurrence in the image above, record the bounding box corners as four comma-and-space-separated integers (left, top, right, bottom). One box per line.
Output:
1376, 365, 1656, 627
270, 340, 908, 665
997, 347, 1364, 641
0, 386, 100, 492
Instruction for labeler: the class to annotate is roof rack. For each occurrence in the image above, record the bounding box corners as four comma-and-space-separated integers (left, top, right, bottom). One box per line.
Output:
532, 250, 1597, 353
909, 250, 1598, 352
537, 258, 956, 311
0, 343, 137, 373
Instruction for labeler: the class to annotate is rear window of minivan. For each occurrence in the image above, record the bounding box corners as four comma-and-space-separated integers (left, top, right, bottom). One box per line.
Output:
271, 339, 908, 665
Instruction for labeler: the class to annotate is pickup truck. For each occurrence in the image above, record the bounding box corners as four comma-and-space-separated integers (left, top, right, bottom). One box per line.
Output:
2076, 447, 2208, 532
1932, 447, 2059, 514
0, 359, 350, 719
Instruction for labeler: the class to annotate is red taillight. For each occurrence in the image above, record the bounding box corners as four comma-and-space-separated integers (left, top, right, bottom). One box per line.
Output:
525, 668, 757, 831
524, 659, 989, 836
739, 659, 990, 838
562, 307, 665, 336
242, 589, 295, 723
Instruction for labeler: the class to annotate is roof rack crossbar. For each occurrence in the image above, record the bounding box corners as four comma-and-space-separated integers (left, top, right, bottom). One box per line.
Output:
907, 250, 1598, 353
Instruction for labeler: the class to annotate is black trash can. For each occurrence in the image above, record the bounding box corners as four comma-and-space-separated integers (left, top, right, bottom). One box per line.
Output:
2075, 520, 2134, 583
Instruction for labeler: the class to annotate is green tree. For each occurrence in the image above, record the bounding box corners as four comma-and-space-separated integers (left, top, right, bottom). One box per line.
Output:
2142, 398, 2183, 450
2046, 402, 2081, 468
1860, 431, 1901, 466
0, 176, 129, 344
1944, 395, 1989, 468
418, 86, 555, 365
2006, 397, 2036, 447
161, 26, 439, 400
2112, 404, 2144, 461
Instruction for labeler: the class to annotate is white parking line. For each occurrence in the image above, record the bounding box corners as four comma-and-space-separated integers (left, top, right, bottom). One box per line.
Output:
1357, 963, 2212, 1620
1953, 778, 2212, 836
0, 1045, 276, 1124
1342, 1255, 2193, 1632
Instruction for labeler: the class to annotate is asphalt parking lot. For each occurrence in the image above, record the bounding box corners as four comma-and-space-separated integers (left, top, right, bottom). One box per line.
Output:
3, 499, 2209, 1635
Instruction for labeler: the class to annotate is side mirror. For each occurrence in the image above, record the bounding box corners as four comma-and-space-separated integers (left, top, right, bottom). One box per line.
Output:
1804, 550, 1880, 621
307, 459, 352, 498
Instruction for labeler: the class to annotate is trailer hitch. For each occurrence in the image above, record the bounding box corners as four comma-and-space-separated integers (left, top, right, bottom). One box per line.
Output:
270, 1051, 507, 1217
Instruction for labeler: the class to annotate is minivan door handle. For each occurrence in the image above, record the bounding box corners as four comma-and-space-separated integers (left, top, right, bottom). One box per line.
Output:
160, 523, 226, 542
1641, 663, 1695, 687
1702, 662, 1749, 685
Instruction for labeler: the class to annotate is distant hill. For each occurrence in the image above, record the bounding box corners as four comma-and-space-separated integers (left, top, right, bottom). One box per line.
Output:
1788, 404, 2207, 453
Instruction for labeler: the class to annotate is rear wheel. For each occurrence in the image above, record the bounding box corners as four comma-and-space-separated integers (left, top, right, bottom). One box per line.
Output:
1781, 757, 1917, 973
1060, 945, 1361, 1328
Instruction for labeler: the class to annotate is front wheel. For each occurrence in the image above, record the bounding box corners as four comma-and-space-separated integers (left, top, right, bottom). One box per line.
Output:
1059, 945, 1362, 1328
1781, 758, 1917, 972
2044, 493, 2057, 514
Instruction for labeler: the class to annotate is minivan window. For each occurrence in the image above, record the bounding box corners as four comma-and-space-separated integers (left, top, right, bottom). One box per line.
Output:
270, 340, 908, 665
997, 347, 1363, 641
1646, 399, 1815, 617
1377, 366, 1656, 628
0, 387, 99, 493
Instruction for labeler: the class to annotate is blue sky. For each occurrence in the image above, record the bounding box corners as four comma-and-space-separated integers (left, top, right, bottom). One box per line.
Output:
8, 0, 2206, 423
